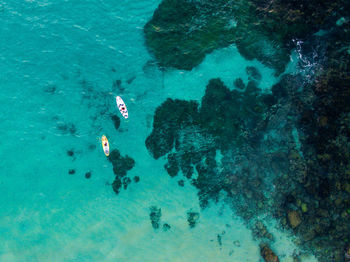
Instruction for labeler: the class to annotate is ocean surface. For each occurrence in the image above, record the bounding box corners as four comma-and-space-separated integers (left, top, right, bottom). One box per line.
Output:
0, 1, 324, 261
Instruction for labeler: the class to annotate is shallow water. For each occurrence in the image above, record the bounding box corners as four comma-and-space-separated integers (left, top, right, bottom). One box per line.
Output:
0, 1, 321, 261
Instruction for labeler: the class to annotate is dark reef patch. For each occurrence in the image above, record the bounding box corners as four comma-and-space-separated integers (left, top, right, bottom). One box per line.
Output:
163, 223, 171, 231
145, 65, 350, 260
164, 153, 179, 177
57, 122, 77, 135
112, 79, 123, 92
217, 234, 222, 247
144, 0, 236, 70
68, 169, 75, 175
112, 178, 122, 195
108, 149, 135, 195
246, 66, 261, 83
144, 0, 345, 74
146, 78, 273, 156
44, 85, 57, 94
233, 78, 245, 90
85, 171, 91, 179
126, 76, 136, 84
149, 206, 162, 229
146, 78, 273, 207
144, 0, 350, 260
145, 98, 200, 159
187, 211, 200, 228
108, 149, 135, 177
122, 177, 131, 190
67, 149, 74, 157
111, 115, 121, 130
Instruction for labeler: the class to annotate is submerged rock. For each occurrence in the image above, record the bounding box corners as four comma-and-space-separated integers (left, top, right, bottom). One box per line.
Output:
163, 223, 171, 231
108, 149, 135, 177
144, 0, 341, 74
164, 153, 179, 177
150, 206, 162, 229
187, 211, 200, 228
253, 220, 273, 241
178, 179, 185, 187
146, 77, 273, 209
85, 171, 91, 179
67, 149, 74, 157
122, 177, 131, 190
145, 98, 200, 159
288, 210, 302, 229
246, 66, 262, 82
126, 76, 136, 84
345, 244, 350, 262
112, 178, 122, 195
260, 243, 279, 262
234, 78, 245, 90
217, 234, 222, 246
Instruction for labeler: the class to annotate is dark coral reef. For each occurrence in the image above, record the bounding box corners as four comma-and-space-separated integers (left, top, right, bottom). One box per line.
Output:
264, 23, 350, 261
146, 77, 274, 208
108, 149, 135, 195
146, 27, 350, 259
144, 0, 348, 74
144, 0, 350, 261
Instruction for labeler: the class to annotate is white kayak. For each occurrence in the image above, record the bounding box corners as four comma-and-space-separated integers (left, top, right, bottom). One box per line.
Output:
116, 96, 128, 119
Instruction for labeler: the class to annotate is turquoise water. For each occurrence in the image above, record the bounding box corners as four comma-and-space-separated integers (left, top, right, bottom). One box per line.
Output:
0, 1, 318, 261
